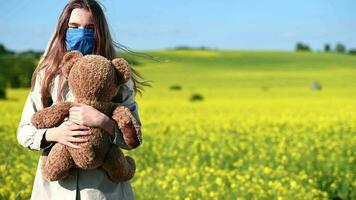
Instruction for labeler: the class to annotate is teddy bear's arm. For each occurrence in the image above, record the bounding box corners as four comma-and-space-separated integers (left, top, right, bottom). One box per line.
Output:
111, 105, 141, 149
31, 102, 72, 129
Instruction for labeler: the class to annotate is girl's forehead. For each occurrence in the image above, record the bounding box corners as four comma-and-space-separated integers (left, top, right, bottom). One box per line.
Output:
68, 8, 94, 26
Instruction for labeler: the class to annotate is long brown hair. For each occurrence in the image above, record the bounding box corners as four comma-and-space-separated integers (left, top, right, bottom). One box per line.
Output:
31, 0, 151, 108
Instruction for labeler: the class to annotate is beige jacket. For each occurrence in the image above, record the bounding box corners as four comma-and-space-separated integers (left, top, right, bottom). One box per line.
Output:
16, 69, 142, 200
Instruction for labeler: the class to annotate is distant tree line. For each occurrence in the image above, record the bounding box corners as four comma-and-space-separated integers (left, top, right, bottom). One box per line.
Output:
295, 41, 355, 55
0, 43, 142, 99
169, 45, 217, 51
0, 44, 41, 99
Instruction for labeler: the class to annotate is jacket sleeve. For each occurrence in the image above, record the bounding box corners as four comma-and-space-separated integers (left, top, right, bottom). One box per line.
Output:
109, 78, 142, 150
16, 70, 54, 151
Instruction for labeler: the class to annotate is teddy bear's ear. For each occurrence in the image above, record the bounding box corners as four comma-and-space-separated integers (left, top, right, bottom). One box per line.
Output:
61, 50, 83, 78
112, 58, 131, 84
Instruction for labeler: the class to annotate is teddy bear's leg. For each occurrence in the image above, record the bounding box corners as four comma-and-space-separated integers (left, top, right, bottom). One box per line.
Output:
101, 146, 136, 182
41, 143, 74, 181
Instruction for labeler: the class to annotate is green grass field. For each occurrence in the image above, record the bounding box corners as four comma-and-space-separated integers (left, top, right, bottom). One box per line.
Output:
1, 50, 355, 199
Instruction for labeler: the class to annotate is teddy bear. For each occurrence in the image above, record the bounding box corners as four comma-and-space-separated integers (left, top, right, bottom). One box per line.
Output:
31, 50, 142, 182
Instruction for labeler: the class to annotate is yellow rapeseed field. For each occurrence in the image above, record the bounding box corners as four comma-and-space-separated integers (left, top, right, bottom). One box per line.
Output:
0, 50, 355, 199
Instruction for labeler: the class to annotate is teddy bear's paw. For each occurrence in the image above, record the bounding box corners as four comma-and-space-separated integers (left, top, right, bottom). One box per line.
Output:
112, 106, 141, 148
113, 106, 132, 127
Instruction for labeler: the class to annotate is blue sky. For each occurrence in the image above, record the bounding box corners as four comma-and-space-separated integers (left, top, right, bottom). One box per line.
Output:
0, 0, 355, 51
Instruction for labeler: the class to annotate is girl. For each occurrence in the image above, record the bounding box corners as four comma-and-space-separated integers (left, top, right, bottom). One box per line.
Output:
16, 0, 147, 199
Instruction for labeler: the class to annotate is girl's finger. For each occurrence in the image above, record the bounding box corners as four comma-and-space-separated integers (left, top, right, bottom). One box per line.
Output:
65, 141, 80, 149
68, 136, 89, 143
69, 116, 83, 125
69, 114, 80, 120
69, 111, 81, 118
71, 105, 84, 110
72, 102, 83, 107
69, 113, 80, 119
69, 123, 89, 131
68, 119, 79, 126
74, 124, 90, 130
70, 130, 91, 136
69, 107, 79, 112
63, 120, 72, 126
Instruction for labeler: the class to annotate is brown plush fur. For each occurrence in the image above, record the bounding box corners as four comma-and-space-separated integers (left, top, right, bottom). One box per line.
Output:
31, 50, 141, 182
112, 106, 141, 148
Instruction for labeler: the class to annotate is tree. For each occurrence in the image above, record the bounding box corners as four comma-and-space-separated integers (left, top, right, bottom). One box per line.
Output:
295, 42, 311, 52
349, 49, 356, 55
0, 43, 14, 55
335, 43, 346, 53
324, 43, 331, 52
0, 75, 6, 99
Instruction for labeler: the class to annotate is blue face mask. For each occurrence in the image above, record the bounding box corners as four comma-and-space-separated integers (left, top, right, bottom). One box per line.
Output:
66, 28, 95, 55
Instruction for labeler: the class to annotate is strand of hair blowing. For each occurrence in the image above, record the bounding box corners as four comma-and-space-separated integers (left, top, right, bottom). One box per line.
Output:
30, 0, 153, 108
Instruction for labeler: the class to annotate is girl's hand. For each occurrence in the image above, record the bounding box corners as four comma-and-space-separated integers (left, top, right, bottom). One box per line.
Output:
45, 120, 91, 149
68, 102, 116, 139
69, 102, 107, 127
